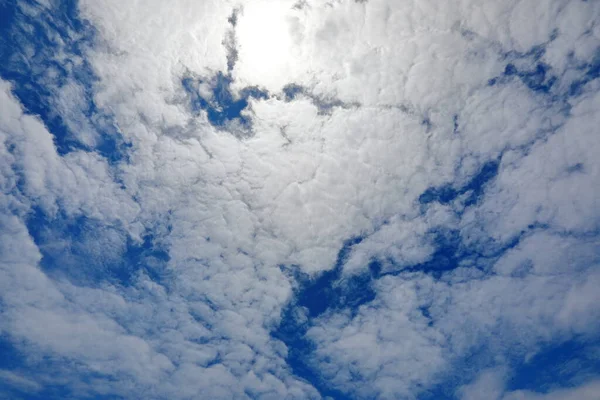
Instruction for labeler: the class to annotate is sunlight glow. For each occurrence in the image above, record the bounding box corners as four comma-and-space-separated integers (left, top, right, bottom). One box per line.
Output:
235, 1, 294, 89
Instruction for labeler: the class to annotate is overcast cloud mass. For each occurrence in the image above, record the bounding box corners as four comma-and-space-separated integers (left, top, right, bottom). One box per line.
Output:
0, 0, 599, 399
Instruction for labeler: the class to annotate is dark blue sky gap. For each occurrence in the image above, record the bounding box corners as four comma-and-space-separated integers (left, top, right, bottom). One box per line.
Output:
181, 9, 270, 132
282, 83, 305, 101
0, 335, 115, 399
419, 337, 600, 400
295, 236, 374, 319
568, 50, 600, 97
281, 82, 352, 114
507, 338, 600, 392
182, 73, 268, 130
272, 159, 523, 399
488, 43, 600, 100
419, 160, 499, 207
0, 0, 166, 293
273, 219, 595, 399
272, 236, 370, 400
273, 230, 470, 399
0, 336, 22, 372
0, 0, 127, 163
503, 62, 557, 94
24, 206, 169, 289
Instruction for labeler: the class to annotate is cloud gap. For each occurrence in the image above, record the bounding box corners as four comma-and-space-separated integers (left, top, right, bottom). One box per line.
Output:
24, 206, 169, 288
0, 0, 127, 163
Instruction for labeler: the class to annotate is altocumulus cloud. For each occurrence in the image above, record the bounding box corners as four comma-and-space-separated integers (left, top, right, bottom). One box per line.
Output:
0, 0, 599, 399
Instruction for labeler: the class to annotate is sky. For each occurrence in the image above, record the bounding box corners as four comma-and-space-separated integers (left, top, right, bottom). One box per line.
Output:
0, 0, 599, 399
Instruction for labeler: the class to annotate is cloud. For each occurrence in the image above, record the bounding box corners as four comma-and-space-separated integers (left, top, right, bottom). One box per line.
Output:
306, 275, 447, 399
457, 368, 506, 400
0, 78, 317, 398
1, 0, 599, 398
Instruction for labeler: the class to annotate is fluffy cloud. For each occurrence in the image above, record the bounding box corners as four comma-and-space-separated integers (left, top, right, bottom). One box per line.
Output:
1, 0, 599, 398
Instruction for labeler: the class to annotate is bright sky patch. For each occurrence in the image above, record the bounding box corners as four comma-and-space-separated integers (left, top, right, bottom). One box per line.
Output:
235, 1, 296, 89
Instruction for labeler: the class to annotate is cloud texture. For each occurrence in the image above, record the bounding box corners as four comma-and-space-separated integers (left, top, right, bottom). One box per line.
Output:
0, 0, 599, 399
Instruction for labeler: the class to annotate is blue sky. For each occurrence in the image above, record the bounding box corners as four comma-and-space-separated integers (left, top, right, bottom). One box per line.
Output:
1, 0, 599, 399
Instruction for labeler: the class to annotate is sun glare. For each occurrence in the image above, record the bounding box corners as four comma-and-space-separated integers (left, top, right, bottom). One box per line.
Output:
235, 1, 294, 88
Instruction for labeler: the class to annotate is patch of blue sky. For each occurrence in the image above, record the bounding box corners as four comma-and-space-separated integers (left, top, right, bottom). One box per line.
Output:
272, 315, 353, 400
273, 227, 483, 397
0, 335, 87, 400
0, 335, 22, 372
272, 121, 598, 399
568, 50, 600, 97
507, 339, 600, 393
273, 236, 372, 399
278, 208, 515, 329
277, 249, 600, 397
502, 62, 557, 94
280, 82, 352, 114
418, 338, 600, 400
282, 83, 305, 101
419, 160, 500, 209
0, 0, 128, 163
489, 39, 600, 102
182, 72, 268, 131
24, 206, 169, 288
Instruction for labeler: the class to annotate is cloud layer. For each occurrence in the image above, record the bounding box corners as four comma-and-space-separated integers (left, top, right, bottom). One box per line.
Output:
1, 0, 599, 399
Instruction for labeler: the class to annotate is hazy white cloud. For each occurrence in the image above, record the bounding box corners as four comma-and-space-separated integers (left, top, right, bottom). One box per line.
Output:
0, 80, 140, 233
0, 80, 317, 398
458, 368, 506, 400
307, 275, 447, 399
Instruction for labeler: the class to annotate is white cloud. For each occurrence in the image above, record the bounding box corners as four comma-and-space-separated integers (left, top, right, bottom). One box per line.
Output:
461, 85, 600, 245
307, 275, 447, 399
0, 80, 140, 234
0, 79, 317, 398
457, 368, 506, 400
1, 0, 599, 398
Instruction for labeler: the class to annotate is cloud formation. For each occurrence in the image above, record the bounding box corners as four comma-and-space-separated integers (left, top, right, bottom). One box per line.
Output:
0, 0, 599, 399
